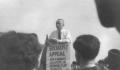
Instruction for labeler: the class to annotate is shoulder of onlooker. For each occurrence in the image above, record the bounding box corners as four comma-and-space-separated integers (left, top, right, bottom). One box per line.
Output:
62, 29, 69, 31
80, 66, 97, 70
62, 29, 71, 34
50, 30, 57, 34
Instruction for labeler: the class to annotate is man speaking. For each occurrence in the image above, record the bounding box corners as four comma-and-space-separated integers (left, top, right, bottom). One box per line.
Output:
49, 19, 72, 43
39, 19, 72, 70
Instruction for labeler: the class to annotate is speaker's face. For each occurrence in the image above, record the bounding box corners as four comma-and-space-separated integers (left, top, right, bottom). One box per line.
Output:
56, 20, 64, 31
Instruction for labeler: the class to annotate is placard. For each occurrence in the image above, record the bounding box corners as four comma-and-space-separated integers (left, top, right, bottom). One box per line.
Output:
46, 42, 70, 70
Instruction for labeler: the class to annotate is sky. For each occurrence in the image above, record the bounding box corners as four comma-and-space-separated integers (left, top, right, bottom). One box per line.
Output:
0, 0, 120, 62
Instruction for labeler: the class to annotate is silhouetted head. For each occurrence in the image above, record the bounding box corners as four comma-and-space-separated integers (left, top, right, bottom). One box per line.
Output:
73, 34, 100, 63
0, 31, 41, 70
95, 0, 120, 32
105, 49, 120, 70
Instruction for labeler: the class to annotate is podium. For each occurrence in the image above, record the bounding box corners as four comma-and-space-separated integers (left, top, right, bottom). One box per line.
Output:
46, 40, 71, 70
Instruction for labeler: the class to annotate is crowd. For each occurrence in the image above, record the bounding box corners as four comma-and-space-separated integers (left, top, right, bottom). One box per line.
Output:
0, 30, 119, 70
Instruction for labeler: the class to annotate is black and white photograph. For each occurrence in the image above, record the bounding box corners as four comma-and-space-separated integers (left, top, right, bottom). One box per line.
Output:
0, 0, 120, 70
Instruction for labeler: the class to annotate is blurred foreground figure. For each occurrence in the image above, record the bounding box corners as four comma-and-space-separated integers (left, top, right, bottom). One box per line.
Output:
104, 49, 120, 70
95, 0, 120, 32
95, 1, 120, 70
72, 34, 108, 70
0, 31, 41, 70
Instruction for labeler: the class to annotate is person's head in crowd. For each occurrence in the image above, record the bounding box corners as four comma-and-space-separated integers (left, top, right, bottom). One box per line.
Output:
95, 0, 120, 33
73, 34, 100, 67
56, 19, 64, 31
104, 49, 120, 70
0, 31, 41, 70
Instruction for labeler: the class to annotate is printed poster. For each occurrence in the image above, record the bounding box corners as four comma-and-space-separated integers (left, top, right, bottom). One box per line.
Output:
46, 42, 70, 70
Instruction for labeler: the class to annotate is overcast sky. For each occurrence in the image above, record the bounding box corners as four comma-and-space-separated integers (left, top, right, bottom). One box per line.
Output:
0, 0, 120, 62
